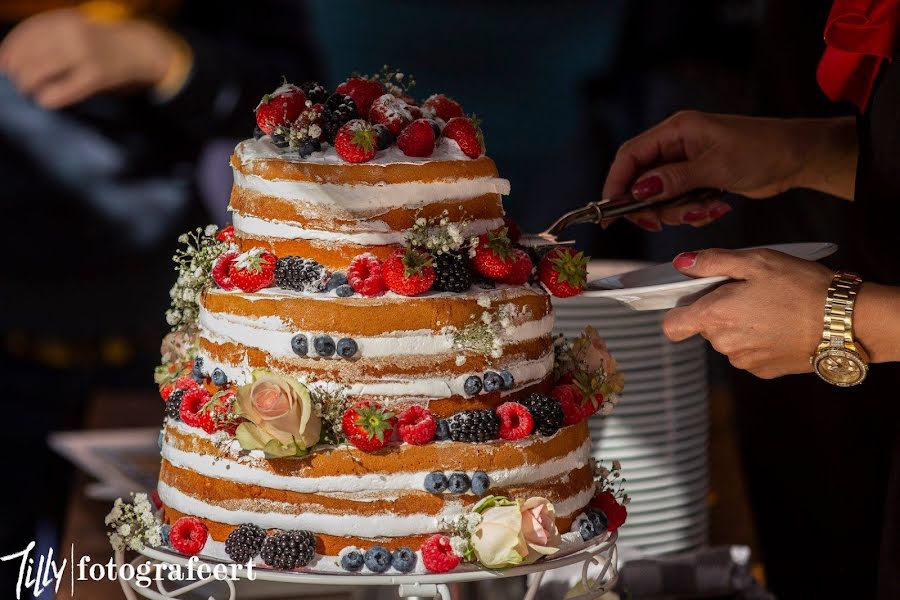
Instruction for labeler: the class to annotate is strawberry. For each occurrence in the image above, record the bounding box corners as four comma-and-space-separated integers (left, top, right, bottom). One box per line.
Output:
255, 83, 306, 135
503, 216, 521, 243
336, 77, 386, 117
551, 384, 584, 426
179, 386, 211, 428
421, 534, 461, 573
382, 248, 435, 296
442, 116, 484, 159
347, 253, 386, 296
169, 517, 208, 556
334, 119, 377, 163
590, 490, 628, 532
211, 250, 238, 290
396, 405, 437, 445
406, 104, 424, 120
538, 247, 589, 298
150, 489, 162, 510
397, 119, 436, 157
216, 225, 235, 243
341, 401, 396, 452
501, 249, 533, 285
423, 94, 465, 121
159, 382, 174, 402
471, 228, 516, 280
496, 402, 534, 441
368, 94, 413, 135
199, 390, 240, 435
230, 247, 277, 292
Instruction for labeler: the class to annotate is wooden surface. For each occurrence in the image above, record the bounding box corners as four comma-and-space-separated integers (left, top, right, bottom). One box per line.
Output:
56, 383, 760, 599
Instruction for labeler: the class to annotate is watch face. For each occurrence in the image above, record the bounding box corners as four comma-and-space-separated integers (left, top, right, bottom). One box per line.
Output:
814, 348, 867, 386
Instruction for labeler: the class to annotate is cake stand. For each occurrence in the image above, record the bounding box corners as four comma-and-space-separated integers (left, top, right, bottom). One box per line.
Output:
115, 531, 618, 600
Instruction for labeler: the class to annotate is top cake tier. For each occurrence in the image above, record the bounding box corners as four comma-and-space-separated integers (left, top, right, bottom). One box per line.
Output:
230, 138, 511, 270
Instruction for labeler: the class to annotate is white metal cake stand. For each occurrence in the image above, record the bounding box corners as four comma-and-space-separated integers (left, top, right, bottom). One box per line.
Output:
116, 531, 618, 600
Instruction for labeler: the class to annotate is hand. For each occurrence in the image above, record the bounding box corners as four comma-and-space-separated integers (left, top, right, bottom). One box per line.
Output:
661, 248, 833, 379
0, 8, 180, 108
603, 112, 857, 230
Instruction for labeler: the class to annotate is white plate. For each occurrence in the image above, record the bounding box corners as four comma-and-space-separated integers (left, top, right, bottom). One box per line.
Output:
619, 370, 707, 394
617, 529, 708, 550
595, 437, 708, 462
599, 401, 708, 427
626, 488, 708, 513
583, 242, 838, 310
592, 422, 708, 449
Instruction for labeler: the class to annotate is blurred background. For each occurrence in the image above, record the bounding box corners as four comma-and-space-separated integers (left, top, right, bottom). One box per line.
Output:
1, 1, 897, 599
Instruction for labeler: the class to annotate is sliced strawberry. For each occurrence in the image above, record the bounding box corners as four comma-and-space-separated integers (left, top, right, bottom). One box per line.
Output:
442, 116, 484, 159
255, 83, 306, 135
382, 248, 435, 296
538, 247, 589, 298
336, 77, 386, 117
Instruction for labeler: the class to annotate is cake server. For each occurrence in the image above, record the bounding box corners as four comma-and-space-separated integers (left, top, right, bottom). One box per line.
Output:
518, 188, 720, 250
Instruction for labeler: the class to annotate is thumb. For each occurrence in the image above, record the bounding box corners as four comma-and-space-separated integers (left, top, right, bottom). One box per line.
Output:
672, 248, 762, 280
631, 158, 716, 201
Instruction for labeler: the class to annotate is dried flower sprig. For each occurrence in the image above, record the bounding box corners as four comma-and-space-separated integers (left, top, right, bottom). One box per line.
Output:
406, 209, 469, 255
165, 225, 229, 331
105, 493, 162, 552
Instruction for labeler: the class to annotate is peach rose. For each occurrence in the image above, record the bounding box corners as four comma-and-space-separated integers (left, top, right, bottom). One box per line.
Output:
520, 497, 561, 561
234, 370, 321, 457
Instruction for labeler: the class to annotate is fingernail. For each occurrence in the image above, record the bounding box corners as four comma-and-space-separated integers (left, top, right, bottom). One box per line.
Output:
636, 218, 662, 232
631, 175, 663, 199
682, 209, 708, 223
708, 203, 733, 220
673, 251, 698, 270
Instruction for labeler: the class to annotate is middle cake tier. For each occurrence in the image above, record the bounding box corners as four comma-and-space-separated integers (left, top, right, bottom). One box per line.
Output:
197, 285, 555, 416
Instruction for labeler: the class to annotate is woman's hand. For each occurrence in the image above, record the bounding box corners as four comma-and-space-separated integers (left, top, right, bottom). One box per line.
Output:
0, 8, 181, 108
661, 248, 833, 379
603, 112, 858, 230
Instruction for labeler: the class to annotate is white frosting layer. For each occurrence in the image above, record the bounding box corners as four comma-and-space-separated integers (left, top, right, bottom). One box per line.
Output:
162, 422, 591, 494
195, 350, 553, 398
158, 481, 594, 537
232, 212, 504, 245
198, 307, 554, 360
237, 137, 476, 166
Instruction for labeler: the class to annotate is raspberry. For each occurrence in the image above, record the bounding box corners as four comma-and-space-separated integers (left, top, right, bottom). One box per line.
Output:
551, 384, 584, 426
420, 534, 461, 573
347, 253, 386, 296
179, 387, 210, 428
169, 517, 208, 556
495, 402, 534, 441
396, 405, 437, 445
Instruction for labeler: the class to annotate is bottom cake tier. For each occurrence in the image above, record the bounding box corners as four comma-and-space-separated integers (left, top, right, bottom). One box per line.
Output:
158, 418, 595, 556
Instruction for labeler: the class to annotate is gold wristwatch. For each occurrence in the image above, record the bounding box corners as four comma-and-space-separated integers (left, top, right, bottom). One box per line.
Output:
810, 271, 870, 387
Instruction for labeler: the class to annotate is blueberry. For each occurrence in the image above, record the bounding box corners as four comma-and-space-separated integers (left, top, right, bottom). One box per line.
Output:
314, 335, 335, 357
253, 126, 265, 140
298, 137, 321, 158
463, 375, 483, 396
291, 334, 309, 357
470, 471, 490, 495
160, 524, 171, 547
579, 518, 596, 541
424, 472, 449, 493
483, 371, 503, 393
340, 550, 364, 572
499, 370, 515, 390
373, 124, 394, 150
428, 119, 442, 138
336, 337, 358, 358
447, 472, 471, 494
191, 357, 204, 381
272, 131, 289, 148
364, 546, 392, 573
434, 419, 451, 441
335, 284, 355, 297
587, 510, 608, 533
326, 272, 348, 291
391, 547, 417, 573
212, 368, 228, 387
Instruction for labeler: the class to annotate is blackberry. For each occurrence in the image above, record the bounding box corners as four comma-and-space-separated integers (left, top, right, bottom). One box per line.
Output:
260, 530, 316, 569
225, 524, 266, 564
300, 81, 328, 104
274, 257, 329, 292
447, 409, 500, 443
519, 394, 564, 437
322, 93, 357, 144
165, 389, 185, 421
433, 252, 473, 293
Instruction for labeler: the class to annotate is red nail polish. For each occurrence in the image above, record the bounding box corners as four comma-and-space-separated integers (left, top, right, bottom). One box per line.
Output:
636, 218, 662, 231
682, 209, 708, 223
673, 251, 698, 270
708, 204, 732, 220
631, 175, 663, 199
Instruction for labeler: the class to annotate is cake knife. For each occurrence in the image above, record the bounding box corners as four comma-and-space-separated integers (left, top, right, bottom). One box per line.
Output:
518, 188, 721, 250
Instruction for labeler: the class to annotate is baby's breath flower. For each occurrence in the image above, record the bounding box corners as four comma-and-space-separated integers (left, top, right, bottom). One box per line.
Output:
166, 225, 228, 331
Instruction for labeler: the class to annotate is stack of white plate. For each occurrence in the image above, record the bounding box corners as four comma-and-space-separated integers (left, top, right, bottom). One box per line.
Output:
551, 261, 709, 556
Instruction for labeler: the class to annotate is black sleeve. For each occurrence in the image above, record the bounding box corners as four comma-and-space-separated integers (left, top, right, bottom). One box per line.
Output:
156, 0, 322, 142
